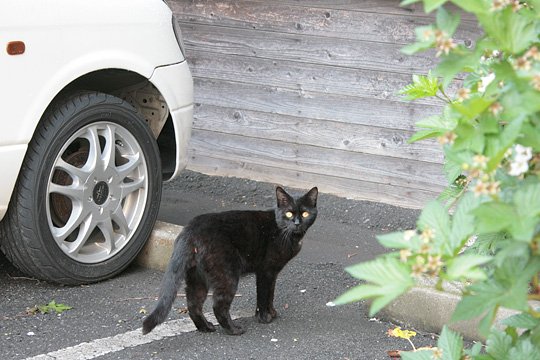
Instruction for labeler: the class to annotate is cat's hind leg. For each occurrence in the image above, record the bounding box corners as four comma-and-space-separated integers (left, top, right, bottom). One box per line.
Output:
212, 278, 245, 335
185, 269, 215, 332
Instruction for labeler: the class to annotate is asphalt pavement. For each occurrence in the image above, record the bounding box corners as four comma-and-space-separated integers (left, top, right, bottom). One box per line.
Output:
1, 170, 448, 360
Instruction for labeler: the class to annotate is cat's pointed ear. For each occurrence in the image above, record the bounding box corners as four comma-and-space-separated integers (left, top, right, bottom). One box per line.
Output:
303, 187, 318, 207
276, 186, 293, 208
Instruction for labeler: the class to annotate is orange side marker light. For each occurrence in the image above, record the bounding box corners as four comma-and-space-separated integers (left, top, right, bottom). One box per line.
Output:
7, 41, 25, 55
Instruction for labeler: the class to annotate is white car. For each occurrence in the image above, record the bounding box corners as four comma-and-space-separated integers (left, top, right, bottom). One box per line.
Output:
0, 0, 193, 284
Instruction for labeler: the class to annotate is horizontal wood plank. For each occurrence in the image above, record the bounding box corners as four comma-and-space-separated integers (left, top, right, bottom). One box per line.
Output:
171, 0, 479, 45
193, 103, 444, 163
186, 154, 440, 209
245, 0, 476, 21
193, 77, 440, 131
187, 50, 460, 106
189, 129, 447, 192
180, 23, 437, 75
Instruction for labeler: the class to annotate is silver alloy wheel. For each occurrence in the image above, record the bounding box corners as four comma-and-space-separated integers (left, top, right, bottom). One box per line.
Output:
46, 121, 148, 263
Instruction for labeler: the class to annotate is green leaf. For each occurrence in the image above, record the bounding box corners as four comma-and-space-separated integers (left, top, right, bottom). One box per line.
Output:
501, 90, 540, 121
514, 184, 540, 218
36, 300, 73, 315
443, 155, 464, 184
437, 183, 462, 204
400, 350, 436, 360
479, 307, 498, 337
465, 342, 484, 357
521, 122, 540, 151
486, 329, 513, 360
399, 73, 440, 100
493, 241, 529, 267
449, 192, 481, 252
435, 51, 480, 88
446, 254, 492, 281
424, 0, 447, 13
451, 96, 493, 120
408, 129, 444, 143
417, 200, 452, 254
377, 231, 414, 249
486, 116, 524, 172
478, 7, 539, 54
452, 122, 485, 153
401, 41, 435, 55
400, 0, 422, 6
479, 114, 499, 134
438, 326, 464, 360
451, 0, 490, 14
501, 312, 540, 330
408, 113, 457, 143
415, 114, 456, 130
508, 339, 540, 360
452, 257, 536, 323
334, 257, 414, 316
436, 7, 461, 36
473, 202, 515, 234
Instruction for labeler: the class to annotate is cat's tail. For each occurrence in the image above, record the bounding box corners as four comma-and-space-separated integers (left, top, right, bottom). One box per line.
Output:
142, 230, 192, 335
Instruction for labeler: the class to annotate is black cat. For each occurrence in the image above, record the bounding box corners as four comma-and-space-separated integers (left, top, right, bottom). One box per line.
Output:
142, 186, 318, 335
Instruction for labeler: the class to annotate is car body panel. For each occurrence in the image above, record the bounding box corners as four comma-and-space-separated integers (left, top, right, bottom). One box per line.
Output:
0, 0, 193, 221
150, 61, 194, 178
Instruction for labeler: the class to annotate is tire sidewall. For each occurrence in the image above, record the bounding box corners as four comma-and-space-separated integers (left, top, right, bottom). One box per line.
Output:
23, 93, 161, 283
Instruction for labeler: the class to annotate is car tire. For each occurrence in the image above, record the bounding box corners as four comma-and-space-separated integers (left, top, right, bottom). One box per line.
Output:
0, 91, 162, 284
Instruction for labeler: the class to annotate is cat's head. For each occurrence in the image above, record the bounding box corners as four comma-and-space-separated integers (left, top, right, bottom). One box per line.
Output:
275, 186, 318, 234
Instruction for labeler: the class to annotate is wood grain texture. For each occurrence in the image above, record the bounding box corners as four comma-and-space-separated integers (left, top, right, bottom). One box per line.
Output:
186, 154, 440, 209
241, 0, 476, 21
187, 50, 459, 107
193, 103, 444, 163
193, 78, 440, 132
181, 23, 436, 75
171, 0, 478, 45
188, 129, 447, 191
167, 0, 469, 208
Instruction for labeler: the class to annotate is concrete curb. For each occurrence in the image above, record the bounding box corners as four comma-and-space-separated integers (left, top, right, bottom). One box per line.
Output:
137, 221, 539, 341
135, 221, 182, 272
380, 277, 540, 341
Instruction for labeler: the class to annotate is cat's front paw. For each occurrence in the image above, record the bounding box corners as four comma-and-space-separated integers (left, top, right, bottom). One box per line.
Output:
256, 311, 274, 324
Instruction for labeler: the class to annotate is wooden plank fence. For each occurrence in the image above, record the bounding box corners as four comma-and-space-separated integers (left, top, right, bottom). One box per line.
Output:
170, 0, 480, 208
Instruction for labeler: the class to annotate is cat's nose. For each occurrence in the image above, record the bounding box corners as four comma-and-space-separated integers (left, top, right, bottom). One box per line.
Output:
294, 218, 301, 225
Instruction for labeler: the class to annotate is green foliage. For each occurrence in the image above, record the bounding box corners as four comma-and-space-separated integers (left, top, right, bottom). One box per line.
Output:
398, 72, 441, 100
333, 257, 414, 316
400, 326, 464, 359
28, 300, 73, 315
335, 0, 540, 357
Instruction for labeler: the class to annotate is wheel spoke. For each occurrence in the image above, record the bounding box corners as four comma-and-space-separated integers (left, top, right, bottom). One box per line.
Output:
101, 125, 116, 169
111, 207, 130, 236
120, 177, 145, 198
66, 215, 97, 256
83, 126, 101, 172
55, 158, 89, 183
49, 182, 84, 200
116, 153, 141, 179
98, 219, 116, 255
52, 204, 91, 243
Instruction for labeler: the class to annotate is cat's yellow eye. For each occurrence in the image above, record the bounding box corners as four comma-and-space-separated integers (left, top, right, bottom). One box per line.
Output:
285, 211, 294, 219
302, 211, 310, 218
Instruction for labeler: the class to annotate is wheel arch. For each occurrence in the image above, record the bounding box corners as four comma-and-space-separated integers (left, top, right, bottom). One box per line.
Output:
39, 69, 178, 180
